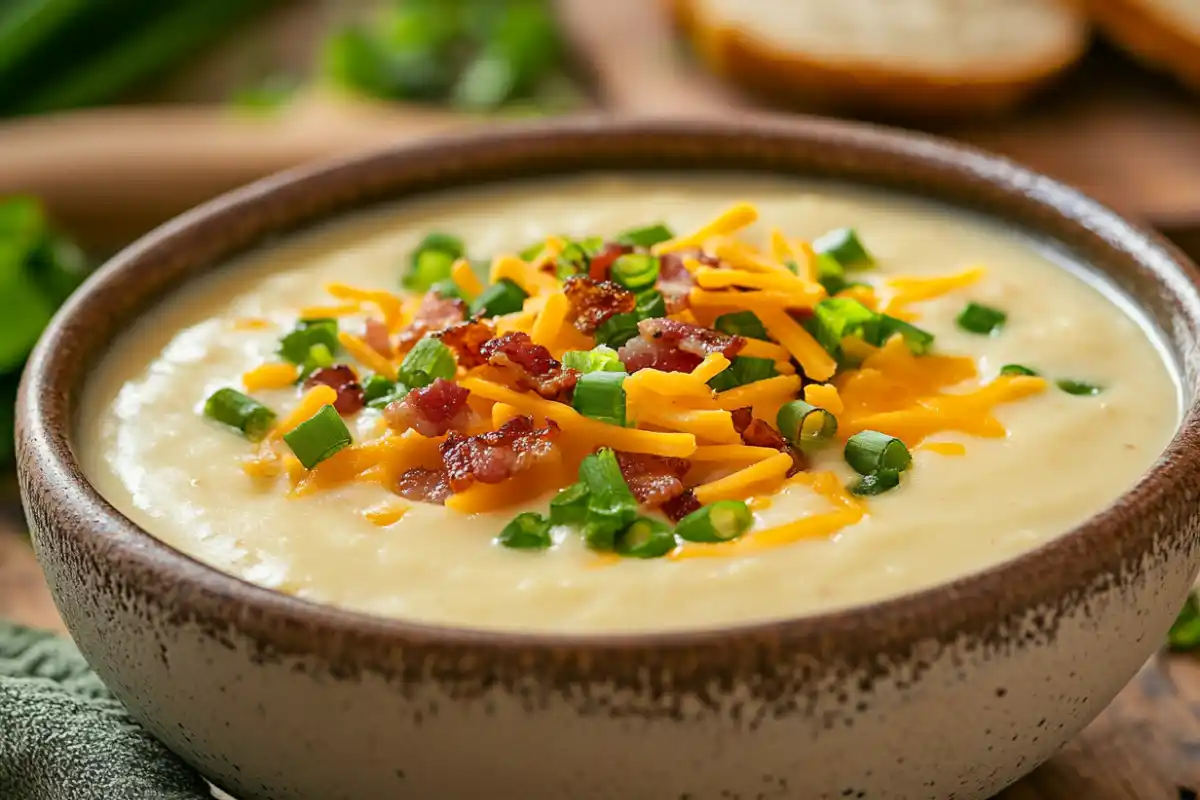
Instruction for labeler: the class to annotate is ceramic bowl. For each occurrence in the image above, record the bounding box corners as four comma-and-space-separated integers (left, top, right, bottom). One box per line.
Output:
17, 116, 1200, 800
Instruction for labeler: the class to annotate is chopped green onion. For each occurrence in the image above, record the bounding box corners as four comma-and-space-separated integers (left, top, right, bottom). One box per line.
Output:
578, 448, 639, 552
431, 277, 466, 301
496, 512, 553, 550
519, 241, 545, 262
555, 241, 592, 280
615, 516, 676, 558
278, 319, 339, 365
777, 400, 838, 451
470, 277, 528, 317
610, 254, 660, 292
404, 232, 465, 292
572, 371, 627, 426
813, 227, 874, 270
714, 310, 770, 341
956, 302, 1007, 335
707, 356, 777, 392
808, 298, 934, 359
203, 388, 276, 442
1000, 364, 1039, 377
873, 314, 935, 355
282, 404, 353, 469
634, 289, 667, 320
363, 375, 400, 407
850, 469, 901, 497
549, 482, 591, 525
675, 500, 753, 543
615, 223, 674, 248
845, 430, 912, 476
1057, 379, 1102, 396
1169, 592, 1200, 651
594, 311, 640, 348
298, 343, 336, 381
562, 346, 625, 374
398, 337, 457, 388
814, 253, 848, 296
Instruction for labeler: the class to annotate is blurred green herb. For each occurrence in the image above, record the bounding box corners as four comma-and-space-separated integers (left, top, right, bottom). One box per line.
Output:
1169, 592, 1200, 652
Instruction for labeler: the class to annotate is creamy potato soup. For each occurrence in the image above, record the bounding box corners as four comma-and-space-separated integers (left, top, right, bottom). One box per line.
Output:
80, 176, 1179, 633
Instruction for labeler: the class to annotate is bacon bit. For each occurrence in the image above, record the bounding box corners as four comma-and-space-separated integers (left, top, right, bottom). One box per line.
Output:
441, 415, 561, 492
657, 253, 697, 313
396, 291, 468, 352
731, 406, 807, 476
385, 378, 472, 437
615, 451, 691, 507
618, 317, 746, 373
395, 468, 452, 504
304, 365, 365, 416
661, 489, 701, 523
434, 318, 496, 369
563, 275, 636, 334
588, 242, 633, 281
363, 318, 393, 359
618, 336, 702, 373
480, 331, 579, 400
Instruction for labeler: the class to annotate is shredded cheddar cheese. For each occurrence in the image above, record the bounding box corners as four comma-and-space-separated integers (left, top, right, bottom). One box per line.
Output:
231, 317, 273, 331
692, 452, 793, 504
298, 303, 360, 319
451, 258, 484, 299
882, 267, 985, 316
690, 445, 780, 462
337, 331, 397, 380
490, 255, 559, 296
921, 441, 967, 457
756, 307, 837, 382
690, 353, 731, 384
694, 267, 823, 303
715, 374, 803, 410
653, 202, 759, 254
242, 363, 299, 392
529, 291, 569, 349
273, 385, 337, 438
363, 502, 410, 527
803, 383, 844, 415
325, 283, 404, 330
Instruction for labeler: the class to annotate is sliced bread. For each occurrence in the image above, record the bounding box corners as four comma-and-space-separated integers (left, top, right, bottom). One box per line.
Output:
1088, 0, 1200, 91
670, 0, 1090, 121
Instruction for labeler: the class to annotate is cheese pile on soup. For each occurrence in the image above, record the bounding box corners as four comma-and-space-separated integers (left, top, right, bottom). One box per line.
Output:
81, 176, 1178, 633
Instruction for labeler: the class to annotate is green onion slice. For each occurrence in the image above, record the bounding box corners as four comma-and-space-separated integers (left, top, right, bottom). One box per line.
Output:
594, 311, 640, 348
813, 227, 875, 270
404, 232, 465, 292
278, 318, 339, 365
299, 343, 336, 381
203, 388, 276, 442
496, 512, 553, 550
849, 469, 901, 497
398, 337, 457, 389
707, 356, 777, 392
615, 223, 674, 248
776, 400, 838, 451
814, 252, 848, 296
431, 277, 465, 301
615, 516, 677, 558
1000, 364, 1038, 377
470, 277, 528, 318
634, 289, 667, 320
549, 482, 591, 525
282, 404, 353, 469
844, 430, 911, 476
714, 310, 770, 341
562, 346, 625, 374
808, 298, 934, 358
555, 241, 592, 280
363, 375, 401, 407
519, 241, 545, 262
1057, 379, 1102, 396
572, 371, 628, 426
578, 448, 639, 552
956, 302, 1007, 335
1169, 592, 1200, 651
610, 254, 660, 292
675, 500, 754, 544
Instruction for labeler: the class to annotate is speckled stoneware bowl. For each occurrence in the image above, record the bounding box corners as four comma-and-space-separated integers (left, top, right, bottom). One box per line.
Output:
17, 116, 1200, 800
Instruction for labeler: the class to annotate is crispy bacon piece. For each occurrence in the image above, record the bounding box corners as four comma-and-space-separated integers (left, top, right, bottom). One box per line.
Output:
304, 365, 365, 416
363, 318, 393, 359
563, 275, 636, 334
396, 291, 468, 352
395, 468, 452, 504
618, 317, 746, 373
434, 318, 496, 369
441, 416, 561, 492
588, 242, 633, 281
661, 489, 701, 523
657, 252, 696, 313
615, 451, 691, 507
731, 406, 808, 476
480, 331, 579, 401
384, 378, 472, 437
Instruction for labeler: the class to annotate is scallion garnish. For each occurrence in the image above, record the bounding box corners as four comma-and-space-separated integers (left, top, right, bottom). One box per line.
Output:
562, 346, 625, 374
776, 400, 838, 451
278, 318, 339, 365
203, 388, 276, 442
615, 223, 674, 248
707, 356, 777, 392
815, 252, 848, 296
578, 448, 639, 552
555, 241, 592, 280
496, 512, 553, 550
614, 516, 676, 558
398, 337, 457, 388
634, 289, 667, 320
282, 404, 352, 469
572, 371, 628, 426
808, 298, 935, 359
403, 232, 464, 292
850, 469, 901, 497
610, 254, 660, 292
519, 241, 545, 262
813, 227, 874, 270
363, 375, 403, 408
594, 311, 640, 348
1000, 364, 1038, 377
675, 500, 753, 543
714, 310, 770, 341
549, 482, 590, 525
844, 430, 911, 476
1169, 592, 1200, 651
873, 314, 935, 355
956, 302, 1007, 335
431, 277, 466, 301
469, 277, 528, 317
1057, 379, 1102, 396
299, 343, 335, 381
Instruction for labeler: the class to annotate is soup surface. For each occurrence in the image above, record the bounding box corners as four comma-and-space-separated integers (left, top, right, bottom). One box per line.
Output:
81, 175, 1179, 633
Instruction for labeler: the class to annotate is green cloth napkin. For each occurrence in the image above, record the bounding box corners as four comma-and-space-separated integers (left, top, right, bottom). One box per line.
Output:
0, 620, 211, 800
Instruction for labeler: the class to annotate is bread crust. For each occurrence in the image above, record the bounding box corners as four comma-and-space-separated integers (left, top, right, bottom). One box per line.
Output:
1088, 0, 1200, 91
668, 0, 1089, 122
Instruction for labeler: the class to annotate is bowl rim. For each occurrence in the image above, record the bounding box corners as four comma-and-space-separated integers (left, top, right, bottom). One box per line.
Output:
18, 113, 1200, 664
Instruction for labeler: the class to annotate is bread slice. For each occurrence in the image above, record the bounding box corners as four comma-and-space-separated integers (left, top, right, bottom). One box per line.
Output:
1088, 0, 1200, 91
670, 0, 1089, 121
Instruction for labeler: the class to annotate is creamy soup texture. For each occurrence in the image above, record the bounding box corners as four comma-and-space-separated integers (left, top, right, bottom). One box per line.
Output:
81, 176, 1179, 633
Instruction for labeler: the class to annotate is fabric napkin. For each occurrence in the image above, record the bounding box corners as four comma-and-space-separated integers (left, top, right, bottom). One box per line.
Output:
0, 619, 210, 800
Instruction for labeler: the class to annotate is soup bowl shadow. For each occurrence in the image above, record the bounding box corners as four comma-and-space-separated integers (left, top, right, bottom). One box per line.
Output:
15, 115, 1200, 800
